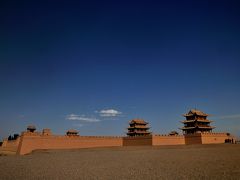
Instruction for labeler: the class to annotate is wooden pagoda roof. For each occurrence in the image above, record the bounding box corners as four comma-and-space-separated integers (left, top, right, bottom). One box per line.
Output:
128, 125, 150, 129
27, 125, 36, 130
129, 119, 148, 125
127, 131, 151, 134
183, 109, 209, 117
181, 119, 213, 123
66, 129, 79, 134
169, 131, 179, 135
181, 126, 215, 130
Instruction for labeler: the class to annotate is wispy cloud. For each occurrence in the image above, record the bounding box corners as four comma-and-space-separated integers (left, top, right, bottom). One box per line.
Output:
66, 114, 100, 122
96, 109, 122, 117
74, 124, 84, 127
214, 114, 240, 120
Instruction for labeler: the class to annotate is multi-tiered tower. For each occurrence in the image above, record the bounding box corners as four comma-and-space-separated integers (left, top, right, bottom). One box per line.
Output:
181, 109, 214, 134
127, 119, 151, 136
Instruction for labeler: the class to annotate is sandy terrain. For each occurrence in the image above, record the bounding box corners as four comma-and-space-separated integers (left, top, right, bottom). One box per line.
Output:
0, 144, 240, 180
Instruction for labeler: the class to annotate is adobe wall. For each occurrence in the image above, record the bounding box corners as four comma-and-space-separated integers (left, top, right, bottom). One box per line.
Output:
123, 136, 152, 146
152, 134, 185, 145
1, 139, 8, 147
184, 133, 202, 145
14, 131, 236, 155
184, 133, 235, 145
201, 133, 234, 144
1, 138, 20, 152
17, 134, 123, 155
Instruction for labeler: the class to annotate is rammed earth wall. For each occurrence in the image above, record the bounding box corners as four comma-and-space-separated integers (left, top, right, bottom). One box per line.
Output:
184, 133, 234, 145
1, 131, 234, 155
152, 135, 185, 145
201, 133, 233, 144
1, 138, 20, 152
123, 136, 152, 146
17, 134, 123, 155
184, 133, 203, 144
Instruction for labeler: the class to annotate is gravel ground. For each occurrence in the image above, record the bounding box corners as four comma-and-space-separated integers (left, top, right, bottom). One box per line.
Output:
0, 144, 240, 180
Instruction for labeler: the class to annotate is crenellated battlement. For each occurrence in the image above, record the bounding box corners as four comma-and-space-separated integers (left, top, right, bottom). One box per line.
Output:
153, 134, 184, 137
22, 131, 42, 136
21, 135, 123, 139
123, 135, 151, 138
201, 132, 228, 135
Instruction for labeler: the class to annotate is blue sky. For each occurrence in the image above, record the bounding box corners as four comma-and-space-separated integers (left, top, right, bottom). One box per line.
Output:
1, 0, 240, 139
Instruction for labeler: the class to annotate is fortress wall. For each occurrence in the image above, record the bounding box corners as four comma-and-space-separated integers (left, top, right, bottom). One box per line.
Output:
184, 133, 202, 145
200, 133, 232, 144
1, 138, 20, 152
122, 136, 152, 146
1, 139, 8, 147
152, 135, 185, 145
17, 135, 123, 155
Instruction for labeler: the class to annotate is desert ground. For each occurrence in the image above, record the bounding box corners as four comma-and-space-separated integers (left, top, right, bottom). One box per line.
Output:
0, 144, 240, 180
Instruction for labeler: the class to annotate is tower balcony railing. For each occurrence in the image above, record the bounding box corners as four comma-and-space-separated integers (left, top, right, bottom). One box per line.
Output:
197, 124, 212, 128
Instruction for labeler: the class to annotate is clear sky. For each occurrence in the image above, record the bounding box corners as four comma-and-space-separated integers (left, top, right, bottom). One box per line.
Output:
1, 0, 240, 140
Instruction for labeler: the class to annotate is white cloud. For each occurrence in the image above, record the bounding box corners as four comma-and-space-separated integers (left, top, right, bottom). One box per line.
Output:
66, 114, 100, 122
215, 114, 240, 120
97, 109, 122, 117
